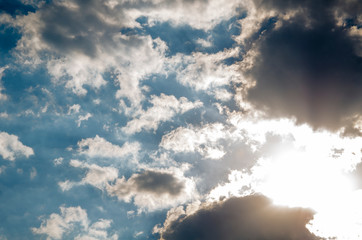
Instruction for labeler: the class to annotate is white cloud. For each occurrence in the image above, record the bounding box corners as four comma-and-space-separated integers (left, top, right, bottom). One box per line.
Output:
76, 113, 92, 127
139, 0, 243, 30
122, 94, 202, 135
53, 157, 64, 166
0, 112, 9, 118
168, 49, 241, 91
75, 219, 118, 240
32, 206, 117, 240
212, 88, 233, 102
0, 132, 34, 161
77, 135, 140, 160
196, 38, 212, 48
67, 104, 81, 115
32, 206, 88, 239
59, 160, 118, 191
160, 123, 232, 159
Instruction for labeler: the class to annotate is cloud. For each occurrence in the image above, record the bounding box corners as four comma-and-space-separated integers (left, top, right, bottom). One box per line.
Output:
77, 135, 140, 159
76, 113, 92, 127
53, 157, 64, 166
0, 66, 8, 101
67, 104, 80, 115
59, 158, 197, 211
106, 167, 198, 212
169, 48, 241, 91
0, 132, 34, 161
160, 123, 230, 159
158, 195, 318, 240
58, 160, 119, 191
242, 0, 362, 134
1, 0, 167, 98
32, 206, 117, 240
122, 94, 202, 135
32, 206, 88, 239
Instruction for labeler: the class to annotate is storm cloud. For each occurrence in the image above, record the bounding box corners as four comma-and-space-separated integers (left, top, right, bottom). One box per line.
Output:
161, 195, 318, 240
246, 0, 362, 134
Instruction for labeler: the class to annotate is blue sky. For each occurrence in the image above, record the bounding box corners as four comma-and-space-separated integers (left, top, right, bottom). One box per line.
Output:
0, 0, 362, 239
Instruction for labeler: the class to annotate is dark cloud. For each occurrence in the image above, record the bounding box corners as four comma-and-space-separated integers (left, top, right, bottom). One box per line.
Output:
38, 0, 119, 57
134, 170, 185, 196
161, 195, 318, 240
246, 0, 362, 134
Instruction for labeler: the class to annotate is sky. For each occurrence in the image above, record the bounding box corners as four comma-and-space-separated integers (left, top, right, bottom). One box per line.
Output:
0, 0, 361, 239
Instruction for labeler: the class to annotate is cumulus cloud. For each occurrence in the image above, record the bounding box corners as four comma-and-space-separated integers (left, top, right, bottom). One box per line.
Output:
58, 160, 119, 191
0, 132, 34, 161
106, 167, 198, 212
32, 206, 117, 240
158, 194, 317, 240
32, 206, 88, 239
122, 94, 202, 135
77, 135, 140, 159
241, 0, 362, 134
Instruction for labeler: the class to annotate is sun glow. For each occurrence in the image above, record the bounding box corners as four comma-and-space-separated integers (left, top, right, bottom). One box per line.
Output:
209, 118, 362, 239
252, 148, 362, 239
255, 150, 353, 210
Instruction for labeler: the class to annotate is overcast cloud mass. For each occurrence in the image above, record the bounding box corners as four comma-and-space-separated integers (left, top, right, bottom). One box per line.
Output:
0, 0, 361, 239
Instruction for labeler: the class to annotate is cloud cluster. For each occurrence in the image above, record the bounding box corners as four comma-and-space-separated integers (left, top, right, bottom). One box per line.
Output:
158, 195, 317, 240
160, 123, 230, 159
77, 135, 140, 160
60, 158, 198, 211
169, 48, 241, 91
32, 206, 117, 240
0, 131, 34, 161
106, 167, 198, 211
1, 0, 167, 99
122, 94, 202, 135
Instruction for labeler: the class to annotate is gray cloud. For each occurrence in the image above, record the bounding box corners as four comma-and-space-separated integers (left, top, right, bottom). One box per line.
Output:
245, 0, 362, 134
133, 170, 185, 196
161, 195, 318, 240
106, 168, 197, 211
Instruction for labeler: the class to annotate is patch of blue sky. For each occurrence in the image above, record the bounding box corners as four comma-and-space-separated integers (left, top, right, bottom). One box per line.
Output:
135, 14, 244, 56
0, 167, 66, 239
143, 73, 196, 101
205, 15, 243, 54
0, 25, 21, 65
0, 0, 37, 16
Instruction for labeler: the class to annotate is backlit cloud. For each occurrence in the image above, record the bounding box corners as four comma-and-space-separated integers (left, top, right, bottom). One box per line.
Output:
158, 195, 317, 240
